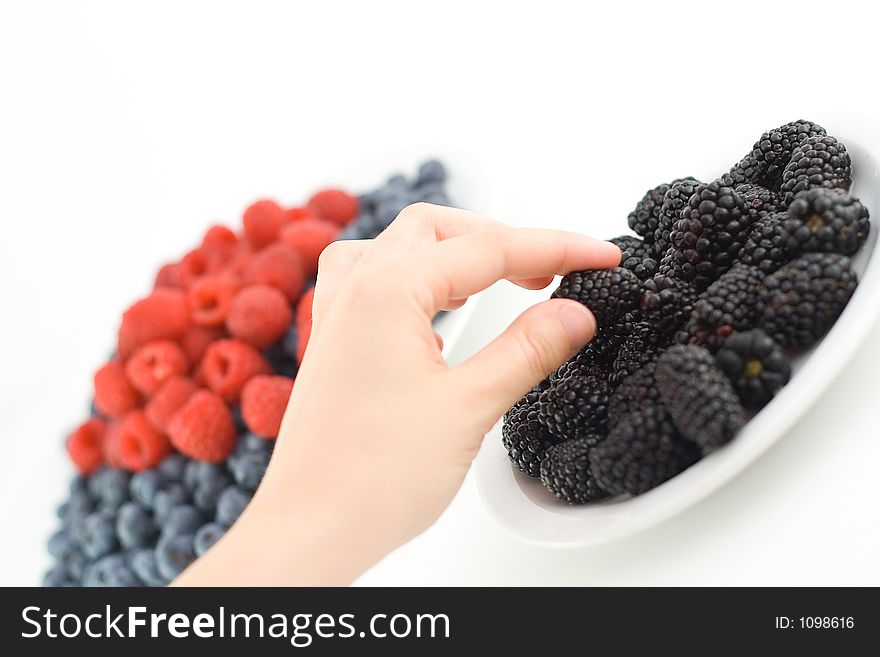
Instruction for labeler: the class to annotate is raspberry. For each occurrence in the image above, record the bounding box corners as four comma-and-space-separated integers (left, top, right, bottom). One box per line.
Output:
117, 288, 190, 358
114, 410, 172, 472
201, 224, 238, 250
180, 324, 225, 363
187, 273, 241, 328
178, 249, 211, 288
306, 188, 359, 226
279, 219, 339, 277
200, 339, 271, 403
154, 263, 183, 290
124, 340, 190, 396
223, 243, 255, 277
167, 390, 237, 462
241, 375, 294, 439
243, 242, 305, 302
145, 376, 199, 433
282, 207, 313, 223
93, 361, 140, 418
242, 199, 285, 249
101, 422, 124, 468
67, 418, 107, 475
295, 288, 314, 363
226, 285, 293, 349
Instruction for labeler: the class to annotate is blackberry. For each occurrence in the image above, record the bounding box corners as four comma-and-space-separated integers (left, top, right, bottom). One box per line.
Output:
609, 360, 663, 422
501, 384, 560, 478
609, 235, 658, 280
660, 180, 752, 290
590, 404, 701, 496
640, 275, 696, 337
758, 253, 857, 349
780, 135, 852, 207
729, 120, 826, 188
781, 188, 870, 256
738, 214, 788, 275
538, 374, 610, 441
716, 329, 791, 409
552, 267, 641, 326
587, 311, 642, 367
610, 322, 669, 386
686, 264, 764, 350
551, 346, 607, 383
655, 345, 746, 450
540, 437, 609, 504
627, 182, 672, 245
653, 177, 701, 255
736, 183, 780, 224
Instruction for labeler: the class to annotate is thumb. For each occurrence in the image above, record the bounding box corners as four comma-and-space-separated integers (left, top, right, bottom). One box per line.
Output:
455, 298, 596, 421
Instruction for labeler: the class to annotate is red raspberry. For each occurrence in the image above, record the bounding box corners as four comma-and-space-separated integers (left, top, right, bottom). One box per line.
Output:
94, 360, 141, 417
181, 324, 225, 363
187, 273, 242, 327
201, 338, 271, 402
117, 288, 190, 358
125, 340, 190, 397
154, 262, 183, 290
294, 287, 314, 363
145, 375, 199, 433
66, 418, 107, 474
226, 285, 292, 349
282, 206, 313, 223
224, 243, 255, 277
167, 389, 236, 462
307, 188, 359, 226
114, 410, 172, 472
102, 421, 124, 468
178, 248, 210, 288
241, 375, 294, 439
243, 199, 285, 249
202, 224, 238, 250
243, 242, 305, 303
279, 219, 338, 277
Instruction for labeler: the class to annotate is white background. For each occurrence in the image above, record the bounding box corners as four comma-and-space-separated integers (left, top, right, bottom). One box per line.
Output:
1, 0, 879, 585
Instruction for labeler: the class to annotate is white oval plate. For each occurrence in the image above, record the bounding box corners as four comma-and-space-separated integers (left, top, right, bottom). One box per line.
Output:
474, 139, 880, 546
327, 146, 501, 358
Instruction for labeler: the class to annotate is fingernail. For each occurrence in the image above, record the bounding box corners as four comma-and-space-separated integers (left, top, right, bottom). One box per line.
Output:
556, 301, 596, 353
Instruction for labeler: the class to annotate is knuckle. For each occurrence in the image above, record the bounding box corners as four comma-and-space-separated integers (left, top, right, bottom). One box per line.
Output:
316, 240, 352, 273
396, 202, 433, 226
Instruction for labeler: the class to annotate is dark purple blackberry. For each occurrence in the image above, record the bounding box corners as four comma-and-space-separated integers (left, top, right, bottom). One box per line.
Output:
609, 359, 662, 421
653, 177, 702, 255
502, 382, 560, 478
659, 180, 753, 290
736, 183, 780, 224
540, 437, 609, 504
552, 267, 641, 326
728, 120, 826, 189
737, 214, 788, 275
551, 345, 607, 382
609, 235, 658, 280
590, 403, 701, 496
716, 329, 791, 409
655, 345, 746, 450
640, 274, 697, 337
627, 182, 673, 246
610, 322, 670, 386
587, 311, 642, 367
780, 135, 852, 207
781, 188, 870, 256
758, 253, 857, 349
538, 374, 610, 441
686, 264, 764, 350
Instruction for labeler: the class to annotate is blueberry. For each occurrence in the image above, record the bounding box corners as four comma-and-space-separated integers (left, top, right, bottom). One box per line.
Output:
70, 475, 89, 497
386, 173, 409, 189
415, 159, 447, 186
81, 510, 119, 559
229, 451, 269, 491
42, 565, 73, 587
420, 192, 450, 206
56, 502, 70, 521
48, 530, 75, 560
264, 342, 298, 379
155, 534, 196, 580
230, 405, 248, 434
82, 553, 139, 587
158, 453, 188, 482
162, 505, 203, 538
235, 432, 273, 456
129, 470, 165, 508
193, 473, 232, 513
96, 469, 131, 509
215, 486, 251, 526
129, 548, 168, 586
153, 483, 190, 524
376, 197, 412, 227
116, 502, 158, 549
194, 522, 226, 556
64, 550, 87, 581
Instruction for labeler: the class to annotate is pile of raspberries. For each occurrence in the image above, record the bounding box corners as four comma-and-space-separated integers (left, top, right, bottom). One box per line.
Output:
44, 160, 450, 586
503, 120, 869, 504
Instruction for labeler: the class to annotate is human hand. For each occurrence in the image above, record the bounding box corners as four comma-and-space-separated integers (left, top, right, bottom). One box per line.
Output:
174, 203, 620, 585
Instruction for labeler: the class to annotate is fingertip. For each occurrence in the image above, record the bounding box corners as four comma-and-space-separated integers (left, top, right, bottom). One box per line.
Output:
552, 299, 596, 354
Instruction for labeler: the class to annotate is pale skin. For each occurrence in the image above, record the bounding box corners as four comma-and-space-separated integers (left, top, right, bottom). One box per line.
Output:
173, 203, 620, 586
